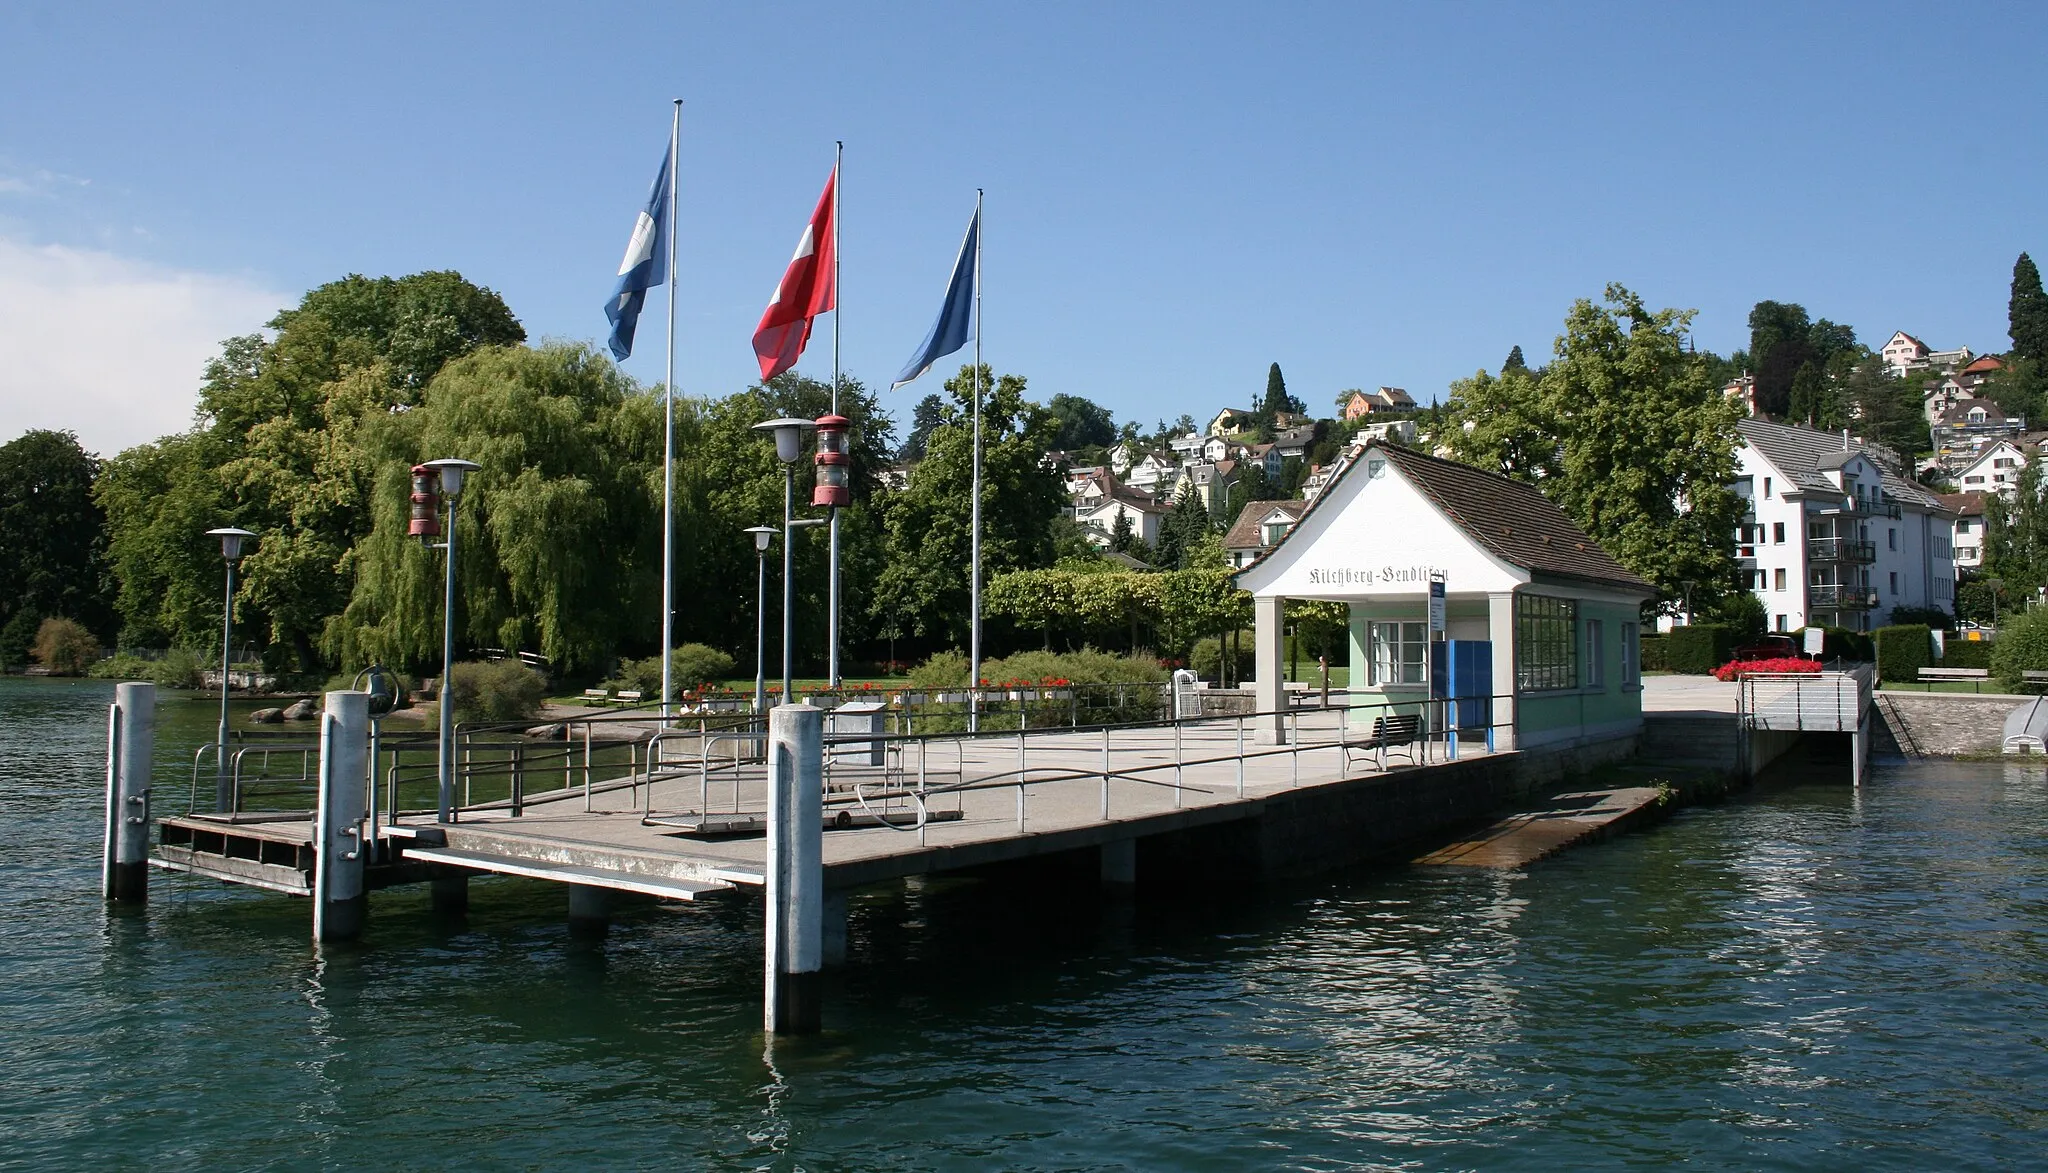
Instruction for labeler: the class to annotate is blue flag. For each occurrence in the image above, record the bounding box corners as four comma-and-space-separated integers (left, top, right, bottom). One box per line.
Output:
891, 207, 979, 389
603, 141, 672, 361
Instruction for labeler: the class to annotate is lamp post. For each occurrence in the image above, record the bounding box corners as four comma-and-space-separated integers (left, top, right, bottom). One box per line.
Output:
813, 414, 851, 688
753, 418, 818, 705
205, 526, 256, 812
420, 457, 480, 824
745, 526, 777, 714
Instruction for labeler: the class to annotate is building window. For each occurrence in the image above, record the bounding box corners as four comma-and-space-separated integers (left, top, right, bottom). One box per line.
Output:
1773, 522, 1786, 543
1888, 528, 1897, 550
1764, 477, 1773, 498
1775, 568, 1787, 591
1775, 614, 1788, 632
1515, 595, 1578, 692
1585, 620, 1605, 689
1890, 571, 1899, 594
1621, 622, 1639, 686
1368, 621, 1427, 686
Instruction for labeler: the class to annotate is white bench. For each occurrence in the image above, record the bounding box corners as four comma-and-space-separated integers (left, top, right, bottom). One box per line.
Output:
582, 688, 611, 704
616, 690, 645, 706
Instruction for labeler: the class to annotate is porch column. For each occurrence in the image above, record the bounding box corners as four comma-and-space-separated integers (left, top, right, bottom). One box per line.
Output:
1254, 594, 1287, 743
1487, 592, 1517, 750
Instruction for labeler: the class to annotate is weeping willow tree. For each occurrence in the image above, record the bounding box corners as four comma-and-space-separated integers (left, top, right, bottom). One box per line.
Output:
330, 343, 666, 676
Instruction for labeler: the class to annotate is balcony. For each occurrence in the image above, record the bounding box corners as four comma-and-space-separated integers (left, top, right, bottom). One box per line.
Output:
1808, 537, 1876, 563
1808, 583, 1877, 610
1818, 498, 1902, 520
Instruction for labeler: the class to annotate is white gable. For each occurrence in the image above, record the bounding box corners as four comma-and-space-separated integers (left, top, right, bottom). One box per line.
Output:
1238, 453, 1526, 600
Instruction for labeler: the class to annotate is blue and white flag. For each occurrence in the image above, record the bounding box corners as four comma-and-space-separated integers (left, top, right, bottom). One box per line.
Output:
891, 207, 979, 389
603, 141, 672, 361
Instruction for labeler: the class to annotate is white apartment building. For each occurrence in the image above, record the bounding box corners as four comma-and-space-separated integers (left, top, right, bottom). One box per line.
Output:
1954, 440, 2029, 499
1735, 419, 1955, 632
1940, 491, 1989, 570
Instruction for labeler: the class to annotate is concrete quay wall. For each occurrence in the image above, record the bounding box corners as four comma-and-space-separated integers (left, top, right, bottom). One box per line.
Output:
1875, 690, 2025, 757
1143, 733, 1639, 884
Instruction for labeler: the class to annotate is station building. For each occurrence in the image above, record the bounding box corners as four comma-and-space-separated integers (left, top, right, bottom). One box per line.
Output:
1234, 443, 1657, 752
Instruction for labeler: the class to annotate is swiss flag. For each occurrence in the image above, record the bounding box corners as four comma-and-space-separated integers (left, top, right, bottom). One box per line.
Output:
752, 167, 837, 380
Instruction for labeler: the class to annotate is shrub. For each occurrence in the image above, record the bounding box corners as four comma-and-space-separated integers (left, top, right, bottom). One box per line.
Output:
88, 653, 157, 682
1990, 608, 2048, 687
1888, 605, 1954, 629
1940, 638, 1993, 670
1638, 634, 1669, 672
1190, 631, 1254, 684
903, 647, 1166, 728
1873, 624, 1934, 684
1712, 657, 1821, 682
31, 617, 99, 676
1663, 624, 1734, 675
0, 608, 43, 670
609, 643, 738, 696
153, 647, 207, 690
446, 659, 546, 724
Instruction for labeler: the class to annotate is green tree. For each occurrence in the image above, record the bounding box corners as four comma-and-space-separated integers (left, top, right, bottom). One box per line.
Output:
1501, 345, 1529, 376
332, 343, 662, 677
898, 393, 945, 462
872, 365, 1064, 650
1748, 300, 1813, 416
1222, 460, 1282, 523
1046, 393, 1117, 452
1259, 362, 1304, 422
1154, 483, 1216, 570
1984, 459, 2048, 595
0, 430, 114, 642
1839, 355, 1927, 458
2012, 252, 2048, 361
1445, 285, 1746, 615
98, 271, 524, 670
1786, 361, 1844, 429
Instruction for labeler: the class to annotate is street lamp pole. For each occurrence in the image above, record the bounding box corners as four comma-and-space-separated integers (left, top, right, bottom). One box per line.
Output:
421, 458, 480, 824
753, 418, 817, 707
745, 526, 777, 714
205, 527, 255, 813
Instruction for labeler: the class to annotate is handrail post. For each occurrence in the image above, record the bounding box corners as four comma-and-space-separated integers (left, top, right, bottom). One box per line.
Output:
1016, 729, 1027, 832
1173, 717, 1183, 809
1101, 725, 1112, 819
1236, 714, 1245, 798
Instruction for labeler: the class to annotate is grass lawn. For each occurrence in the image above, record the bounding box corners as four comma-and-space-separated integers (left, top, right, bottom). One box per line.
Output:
1878, 680, 2032, 695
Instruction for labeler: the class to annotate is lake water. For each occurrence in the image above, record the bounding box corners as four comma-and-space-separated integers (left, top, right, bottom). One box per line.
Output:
3, 675, 2045, 1170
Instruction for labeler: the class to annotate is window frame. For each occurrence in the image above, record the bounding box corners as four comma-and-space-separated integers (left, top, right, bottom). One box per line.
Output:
1367, 620, 1428, 687
1515, 594, 1578, 693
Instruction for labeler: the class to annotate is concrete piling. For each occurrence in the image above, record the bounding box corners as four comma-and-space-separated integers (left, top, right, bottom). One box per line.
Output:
765, 703, 824, 1035
1099, 839, 1137, 892
431, 876, 469, 916
314, 690, 370, 942
102, 681, 156, 903
568, 883, 611, 937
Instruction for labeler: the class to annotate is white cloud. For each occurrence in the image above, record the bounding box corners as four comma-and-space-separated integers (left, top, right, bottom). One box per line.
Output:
0, 237, 286, 456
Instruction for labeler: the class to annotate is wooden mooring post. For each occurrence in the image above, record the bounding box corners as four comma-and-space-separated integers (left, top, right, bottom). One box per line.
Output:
102, 681, 155, 903
765, 703, 824, 1035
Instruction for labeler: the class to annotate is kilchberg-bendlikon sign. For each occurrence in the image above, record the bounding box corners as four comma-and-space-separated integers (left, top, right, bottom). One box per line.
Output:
1305, 565, 1442, 587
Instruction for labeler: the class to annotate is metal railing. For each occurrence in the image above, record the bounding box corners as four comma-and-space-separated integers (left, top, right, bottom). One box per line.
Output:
1808, 537, 1877, 563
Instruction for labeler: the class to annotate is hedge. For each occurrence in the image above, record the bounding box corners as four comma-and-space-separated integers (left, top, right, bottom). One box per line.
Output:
1639, 634, 1670, 672
1663, 624, 1734, 674
1874, 624, 1933, 684
1939, 638, 1993, 670
1796, 626, 1873, 662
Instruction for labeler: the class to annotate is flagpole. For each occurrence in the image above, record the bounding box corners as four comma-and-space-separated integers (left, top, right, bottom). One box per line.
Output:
827, 141, 843, 689
661, 98, 680, 722
968, 188, 983, 733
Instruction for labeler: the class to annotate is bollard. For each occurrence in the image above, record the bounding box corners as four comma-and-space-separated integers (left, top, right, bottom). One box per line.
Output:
314, 690, 370, 942
568, 883, 611, 938
764, 703, 824, 1035
102, 681, 156, 903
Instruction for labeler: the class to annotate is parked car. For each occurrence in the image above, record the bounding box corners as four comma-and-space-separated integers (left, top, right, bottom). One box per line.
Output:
1732, 634, 1799, 661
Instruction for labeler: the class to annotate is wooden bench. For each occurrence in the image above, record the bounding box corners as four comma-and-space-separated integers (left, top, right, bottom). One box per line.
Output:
582, 688, 611, 705
1918, 667, 1989, 692
2024, 670, 2048, 691
616, 690, 645, 706
1345, 713, 1423, 772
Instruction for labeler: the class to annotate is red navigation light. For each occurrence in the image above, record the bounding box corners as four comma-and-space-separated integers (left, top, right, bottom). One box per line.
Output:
409, 464, 442, 542
812, 413, 851, 507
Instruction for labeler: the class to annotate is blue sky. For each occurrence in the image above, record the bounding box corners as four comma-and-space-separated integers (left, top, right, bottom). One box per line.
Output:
2, 2, 2043, 455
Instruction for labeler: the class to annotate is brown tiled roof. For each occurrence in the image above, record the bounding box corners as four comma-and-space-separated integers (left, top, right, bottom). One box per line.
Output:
1938, 491, 1987, 518
1378, 445, 1653, 590
1223, 498, 1307, 550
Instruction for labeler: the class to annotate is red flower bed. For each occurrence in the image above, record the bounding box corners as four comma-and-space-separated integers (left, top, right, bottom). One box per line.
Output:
1712, 657, 1820, 682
